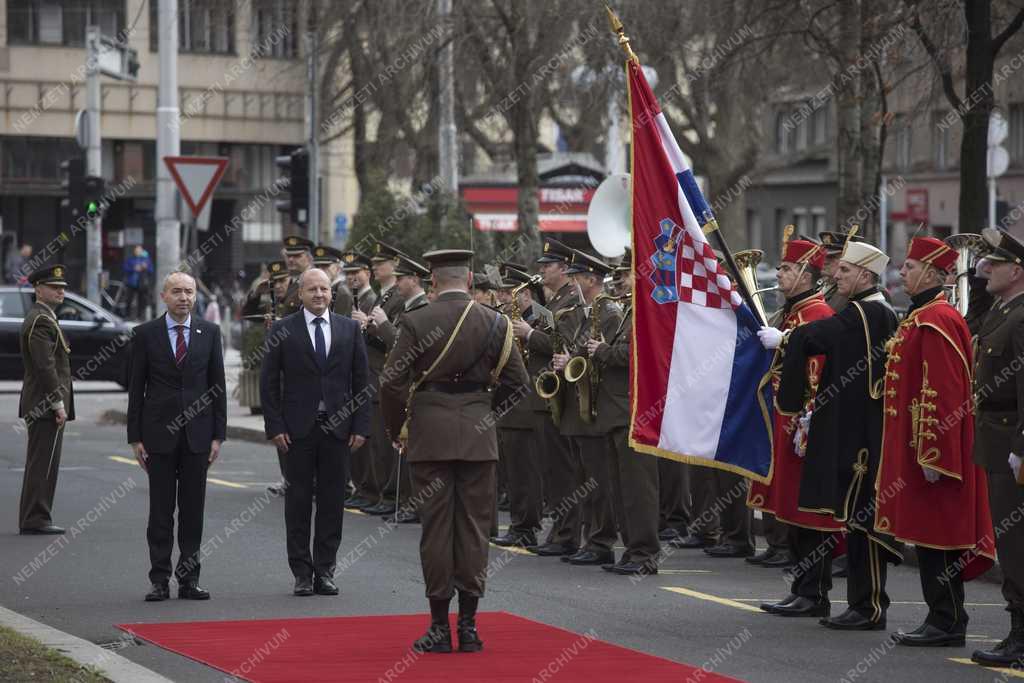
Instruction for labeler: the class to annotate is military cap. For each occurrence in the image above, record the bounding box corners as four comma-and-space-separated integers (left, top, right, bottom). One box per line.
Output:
267, 261, 290, 281
781, 240, 826, 270
28, 263, 67, 287
613, 247, 632, 275
472, 273, 497, 290
536, 238, 574, 263
340, 250, 372, 271
423, 249, 474, 270
982, 228, 1024, 265
283, 235, 315, 255
394, 255, 430, 278
373, 240, 408, 262
312, 245, 344, 265
841, 240, 889, 276
566, 249, 613, 276
819, 230, 864, 254
906, 236, 958, 272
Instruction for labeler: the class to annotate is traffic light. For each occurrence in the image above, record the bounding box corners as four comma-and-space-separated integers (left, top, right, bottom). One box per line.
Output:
275, 147, 309, 225
61, 157, 106, 227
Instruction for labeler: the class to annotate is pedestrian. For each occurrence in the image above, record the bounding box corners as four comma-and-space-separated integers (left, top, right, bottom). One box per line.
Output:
260, 268, 370, 597
6, 243, 33, 284
18, 264, 74, 535
380, 249, 528, 653
123, 245, 153, 319
127, 271, 227, 602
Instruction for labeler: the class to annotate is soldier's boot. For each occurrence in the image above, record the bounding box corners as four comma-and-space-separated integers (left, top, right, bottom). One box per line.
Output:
973, 609, 1024, 668
457, 593, 483, 653
412, 598, 452, 654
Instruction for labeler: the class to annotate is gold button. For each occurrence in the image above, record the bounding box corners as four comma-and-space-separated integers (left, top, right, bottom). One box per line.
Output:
1004, 418, 1010, 424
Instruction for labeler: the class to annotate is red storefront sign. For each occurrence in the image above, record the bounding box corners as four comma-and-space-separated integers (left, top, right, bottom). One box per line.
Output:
462, 186, 596, 233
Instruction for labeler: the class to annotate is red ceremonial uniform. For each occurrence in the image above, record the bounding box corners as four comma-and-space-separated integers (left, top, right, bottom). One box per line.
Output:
876, 291, 996, 580
749, 292, 844, 531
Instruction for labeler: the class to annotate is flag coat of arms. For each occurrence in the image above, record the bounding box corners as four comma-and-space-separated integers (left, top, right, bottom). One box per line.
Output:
626, 60, 774, 483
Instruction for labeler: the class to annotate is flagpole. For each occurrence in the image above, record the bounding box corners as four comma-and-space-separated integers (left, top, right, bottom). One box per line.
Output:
606, 6, 768, 327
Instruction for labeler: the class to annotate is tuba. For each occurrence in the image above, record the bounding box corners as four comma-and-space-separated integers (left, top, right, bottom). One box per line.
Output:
944, 233, 984, 316
587, 173, 632, 258
732, 249, 775, 322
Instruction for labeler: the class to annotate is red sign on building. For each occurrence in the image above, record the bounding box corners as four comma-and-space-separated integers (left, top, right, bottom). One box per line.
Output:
461, 186, 596, 233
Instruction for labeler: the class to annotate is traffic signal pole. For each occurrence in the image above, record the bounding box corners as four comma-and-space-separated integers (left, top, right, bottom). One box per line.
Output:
155, 0, 181, 310
85, 27, 103, 302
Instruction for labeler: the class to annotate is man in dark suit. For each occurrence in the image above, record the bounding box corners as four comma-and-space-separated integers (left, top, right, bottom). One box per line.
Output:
261, 268, 371, 597
127, 271, 227, 602
381, 249, 528, 654
18, 264, 75, 535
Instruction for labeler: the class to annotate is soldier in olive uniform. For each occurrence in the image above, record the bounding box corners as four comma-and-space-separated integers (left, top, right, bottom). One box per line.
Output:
380, 249, 528, 654
341, 251, 381, 510
971, 228, 1024, 668
312, 245, 353, 316
584, 257, 661, 575
512, 239, 583, 557
18, 264, 75, 535
278, 235, 314, 319
493, 263, 547, 548
367, 254, 430, 523
549, 249, 622, 566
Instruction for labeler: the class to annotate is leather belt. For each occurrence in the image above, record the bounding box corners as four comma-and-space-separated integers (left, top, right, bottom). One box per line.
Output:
420, 381, 488, 394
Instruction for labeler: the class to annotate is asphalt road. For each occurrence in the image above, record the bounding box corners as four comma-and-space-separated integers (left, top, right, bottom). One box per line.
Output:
0, 383, 1019, 683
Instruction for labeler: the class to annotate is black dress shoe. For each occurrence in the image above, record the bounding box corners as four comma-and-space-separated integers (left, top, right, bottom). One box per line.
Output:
178, 583, 210, 600
144, 583, 170, 601
760, 552, 797, 569
893, 623, 965, 647
771, 596, 829, 618
569, 550, 616, 566
668, 534, 714, 549
457, 595, 483, 653
413, 598, 453, 654
492, 532, 537, 548
658, 528, 684, 542
344, 496, 374, 510
759, 594, 798, 613
820, 608, 885, 631
294, 577, 314, 596
314, 576, 339, 595
20, 525, 65, 535
363, 502, 396, 516
527, 542, 577, 557
972, 613, 1024, 667
746, 548, 777, 565
610, 560, 658, 576
704, 544, 755, 558
393, 509, 420, 524
267, 483, 286, 496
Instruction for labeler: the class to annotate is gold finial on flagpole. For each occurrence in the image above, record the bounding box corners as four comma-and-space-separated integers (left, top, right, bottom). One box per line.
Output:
782, 224, 795, 244
606, 5, 639, 63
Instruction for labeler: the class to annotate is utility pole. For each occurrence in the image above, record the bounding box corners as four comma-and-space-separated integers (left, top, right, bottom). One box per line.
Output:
155, 0, 181, 306
438, 0, 457, 194
305, 30, 320, 240
85, 27, 103, 302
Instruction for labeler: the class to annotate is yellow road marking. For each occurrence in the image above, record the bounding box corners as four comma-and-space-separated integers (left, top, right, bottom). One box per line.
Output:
729, 598, 1004, 607
108, 456, 247, 488
658, 569, 713, 575
949, 658, 1024, 678
661, 586, 763, 613
488, 543, 535, 556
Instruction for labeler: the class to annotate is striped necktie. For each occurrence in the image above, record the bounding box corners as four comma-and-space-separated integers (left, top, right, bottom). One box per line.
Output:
174, 325, 187, 367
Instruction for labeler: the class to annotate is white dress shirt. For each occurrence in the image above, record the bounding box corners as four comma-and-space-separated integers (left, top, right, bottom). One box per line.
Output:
166, 313, 192, 356
303, 308, 332, 355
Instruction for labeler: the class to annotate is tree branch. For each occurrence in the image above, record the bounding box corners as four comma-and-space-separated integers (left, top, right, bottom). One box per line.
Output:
908, 5, 963, 112
993, 7, 1024, 56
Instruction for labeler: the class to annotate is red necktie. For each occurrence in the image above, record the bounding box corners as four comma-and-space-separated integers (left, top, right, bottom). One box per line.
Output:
175, 325, 187, 367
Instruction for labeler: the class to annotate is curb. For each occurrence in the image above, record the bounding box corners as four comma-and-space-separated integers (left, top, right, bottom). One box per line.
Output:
100, 409, 267, 444
0, 604, 173, 683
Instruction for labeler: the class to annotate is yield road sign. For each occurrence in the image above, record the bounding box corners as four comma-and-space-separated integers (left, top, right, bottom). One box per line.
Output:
163, 156, 229, 218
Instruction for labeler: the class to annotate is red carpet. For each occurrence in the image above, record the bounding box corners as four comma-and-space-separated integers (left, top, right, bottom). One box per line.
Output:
118, 612, 740, 682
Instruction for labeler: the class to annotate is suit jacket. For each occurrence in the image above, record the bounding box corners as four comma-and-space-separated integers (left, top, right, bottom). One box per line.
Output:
974, 292, 1024, 469
380, 291, 528, 463
260, 309, 371, 441
126, 313, 226, 454
19, 303, 75, 423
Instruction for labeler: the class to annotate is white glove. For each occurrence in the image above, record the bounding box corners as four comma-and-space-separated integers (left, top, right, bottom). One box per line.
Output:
757, 326, 784, 350
1010, 453, 1023, 480
921, 466, 940, 483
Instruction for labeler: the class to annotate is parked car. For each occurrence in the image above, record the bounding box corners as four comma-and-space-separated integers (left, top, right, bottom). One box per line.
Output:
0, 286, 134, 389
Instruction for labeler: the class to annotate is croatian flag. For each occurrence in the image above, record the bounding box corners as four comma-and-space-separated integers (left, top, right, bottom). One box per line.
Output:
626, 60, 773, 482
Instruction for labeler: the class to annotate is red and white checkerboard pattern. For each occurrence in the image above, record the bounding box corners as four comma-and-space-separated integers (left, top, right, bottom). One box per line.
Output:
676, 230, 742, 310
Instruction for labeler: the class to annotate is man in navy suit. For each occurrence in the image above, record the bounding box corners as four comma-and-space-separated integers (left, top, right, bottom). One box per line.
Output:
261, 268, 371, 596
127, 271, 226, 602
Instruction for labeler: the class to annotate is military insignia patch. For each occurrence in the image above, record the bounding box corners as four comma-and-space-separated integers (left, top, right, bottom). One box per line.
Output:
287, 237, 298, 246
53, 267, 63, 278
315, 248, 325, 257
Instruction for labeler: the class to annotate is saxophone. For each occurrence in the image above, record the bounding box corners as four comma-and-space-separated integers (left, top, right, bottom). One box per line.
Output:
564, 293, 623, 423
535, 305, 579, 427
509, 275, 542, 364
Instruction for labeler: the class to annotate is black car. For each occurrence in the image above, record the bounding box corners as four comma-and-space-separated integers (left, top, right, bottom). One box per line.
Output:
0, 286, 134, 389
